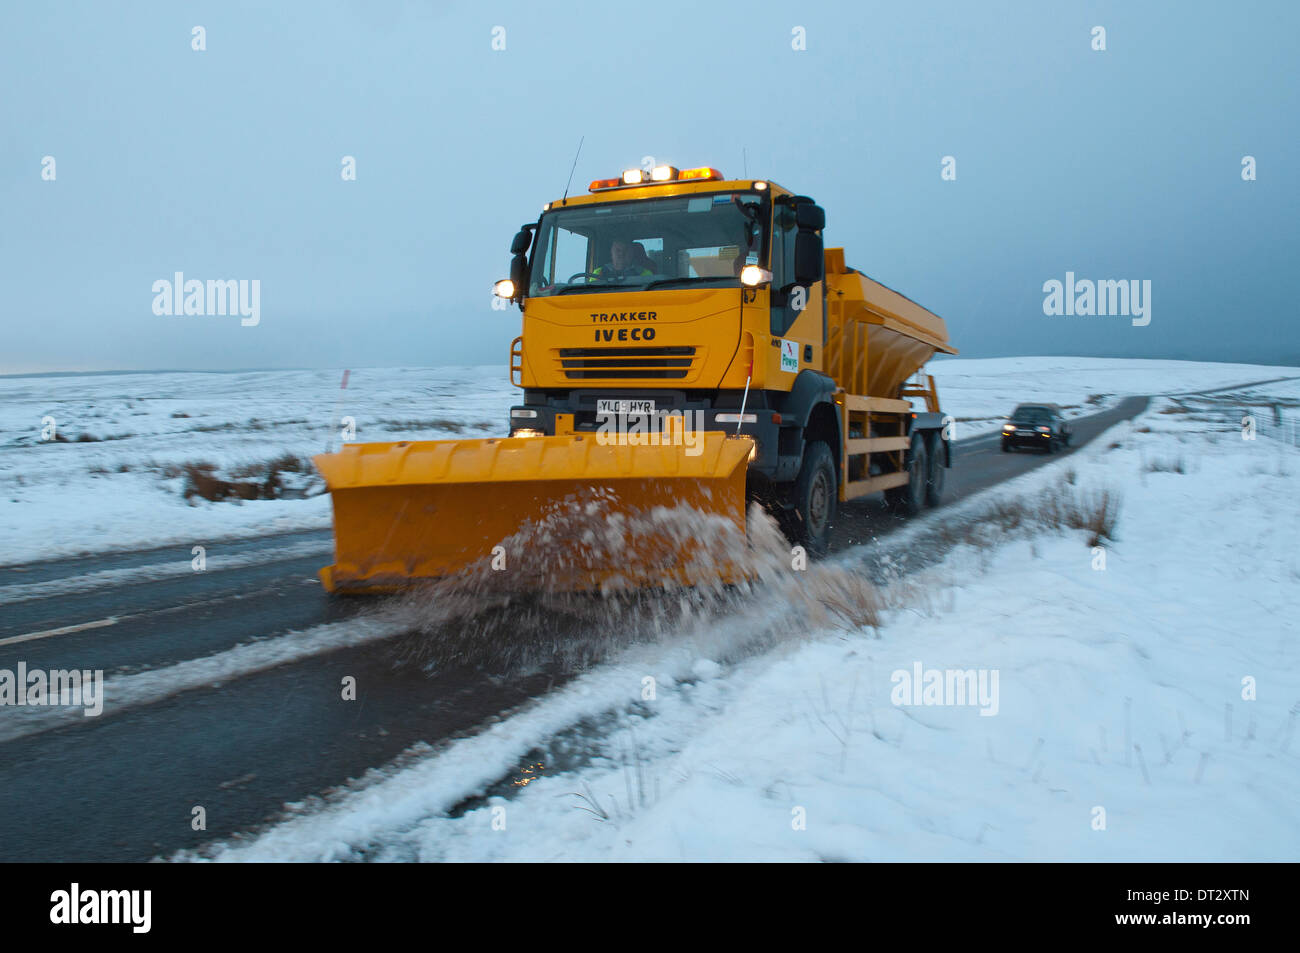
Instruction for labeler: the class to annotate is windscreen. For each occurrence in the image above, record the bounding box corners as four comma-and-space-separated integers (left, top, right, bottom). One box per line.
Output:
1012, 406, 1054, 422
528, 192, 766, 296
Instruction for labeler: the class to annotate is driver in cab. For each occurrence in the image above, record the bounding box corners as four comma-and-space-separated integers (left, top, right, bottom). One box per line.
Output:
594, 239, 653, 280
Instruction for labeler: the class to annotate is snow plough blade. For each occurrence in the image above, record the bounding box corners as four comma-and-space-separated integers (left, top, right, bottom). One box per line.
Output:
313, 432, 754, 593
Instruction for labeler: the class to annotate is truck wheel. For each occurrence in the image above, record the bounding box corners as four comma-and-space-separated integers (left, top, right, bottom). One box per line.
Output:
923, 431, 945, 507
1001, 439, 1012, 453
885, 432, 927, 516
787, 441, 837, 557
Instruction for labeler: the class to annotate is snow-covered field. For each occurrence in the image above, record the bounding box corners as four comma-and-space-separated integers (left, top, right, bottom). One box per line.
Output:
171, 381, 1299, 862
0, 366, 509, 564
3, 357, 1295, 566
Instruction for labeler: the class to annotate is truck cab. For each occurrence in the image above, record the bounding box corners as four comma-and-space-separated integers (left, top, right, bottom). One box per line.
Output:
495, 165, 953, 554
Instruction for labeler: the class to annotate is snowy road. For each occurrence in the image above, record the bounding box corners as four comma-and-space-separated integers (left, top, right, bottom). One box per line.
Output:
0, 396, 1154, 861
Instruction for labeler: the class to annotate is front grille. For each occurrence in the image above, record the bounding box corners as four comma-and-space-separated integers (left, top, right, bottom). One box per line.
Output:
557, 346, 696, 380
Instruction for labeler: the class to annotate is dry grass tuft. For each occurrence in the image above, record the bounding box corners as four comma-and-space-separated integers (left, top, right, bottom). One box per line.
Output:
802, 567, 881, 632
1144, 457, 1186, 474
182, 463, 277, 502
179, 453, 316, 502
917, 482, 1123, 555
380, 417, 466, 433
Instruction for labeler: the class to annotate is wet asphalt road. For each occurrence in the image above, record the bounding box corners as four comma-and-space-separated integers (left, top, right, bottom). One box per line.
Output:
0, 395, 1153, 861
831, 395, 1149, 549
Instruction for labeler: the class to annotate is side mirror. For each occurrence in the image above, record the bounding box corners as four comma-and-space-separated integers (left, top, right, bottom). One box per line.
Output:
510, 229, 532, 255
509, 254, 528, 291
794, 230, 823, 285
495, 253, 529, 304
795, 203, 825, 231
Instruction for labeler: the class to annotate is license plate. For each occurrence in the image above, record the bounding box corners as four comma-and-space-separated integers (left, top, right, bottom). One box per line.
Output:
597, 399, 655, 416
1016, 430, 1034, 435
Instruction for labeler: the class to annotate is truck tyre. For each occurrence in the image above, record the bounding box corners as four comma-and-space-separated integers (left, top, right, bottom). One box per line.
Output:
787, 440, 837, 557
885, 432, 927, 516
1001, 439, 1012, 453
923, 431, 945, 507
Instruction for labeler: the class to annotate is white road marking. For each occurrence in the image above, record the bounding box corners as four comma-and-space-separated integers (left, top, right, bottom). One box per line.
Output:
0, 582, 306, 650
0, 612, 412, 744
0, 616, 119, 647
0, 540, 331, 607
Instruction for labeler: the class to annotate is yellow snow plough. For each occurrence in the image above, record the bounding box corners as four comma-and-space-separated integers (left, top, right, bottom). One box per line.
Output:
314, 166, 955, 593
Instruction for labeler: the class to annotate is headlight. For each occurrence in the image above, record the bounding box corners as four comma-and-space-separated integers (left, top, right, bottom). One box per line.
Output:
739, 265, 772, 287
1002, 423, 1014, 432
511, 428, 543, 438
493, 278, 515, 299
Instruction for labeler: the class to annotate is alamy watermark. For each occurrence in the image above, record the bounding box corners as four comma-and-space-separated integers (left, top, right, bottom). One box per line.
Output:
595, 408, 707, 456
50, 883, 150, 933
0, 663, 103, 716
1042, 272, 1150, 326
152, 272, 260, 326
890, 662, 999, 716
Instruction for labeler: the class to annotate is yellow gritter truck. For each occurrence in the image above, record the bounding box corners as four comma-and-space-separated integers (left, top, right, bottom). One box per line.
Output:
313, 165, 956, 592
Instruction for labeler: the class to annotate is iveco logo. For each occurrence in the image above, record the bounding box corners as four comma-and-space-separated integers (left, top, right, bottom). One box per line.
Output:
590, 311, 657, 322
594, 327, 656, 341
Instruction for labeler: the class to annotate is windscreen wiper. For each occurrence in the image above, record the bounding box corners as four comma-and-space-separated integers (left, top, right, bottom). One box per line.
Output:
553, 282, 631, 295
641, 276, 737, 292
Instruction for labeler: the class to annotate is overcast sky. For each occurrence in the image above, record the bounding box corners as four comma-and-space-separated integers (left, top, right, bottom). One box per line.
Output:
2, 0, 1296, 374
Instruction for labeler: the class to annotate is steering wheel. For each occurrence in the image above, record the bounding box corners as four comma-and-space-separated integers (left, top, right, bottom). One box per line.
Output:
567, 271, 601, 284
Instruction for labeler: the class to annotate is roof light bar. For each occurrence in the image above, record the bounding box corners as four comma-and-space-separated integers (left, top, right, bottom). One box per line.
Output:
586, 165, 727, 192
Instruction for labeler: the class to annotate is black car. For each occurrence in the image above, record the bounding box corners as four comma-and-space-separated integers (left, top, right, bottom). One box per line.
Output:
1001, 403, 1072, 453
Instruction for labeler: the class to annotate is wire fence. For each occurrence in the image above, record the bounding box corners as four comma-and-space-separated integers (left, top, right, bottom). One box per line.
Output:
1248, 411, 1299, 447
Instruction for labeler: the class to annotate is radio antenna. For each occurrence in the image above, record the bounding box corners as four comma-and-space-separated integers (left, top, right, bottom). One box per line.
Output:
561, 136, 584, 203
